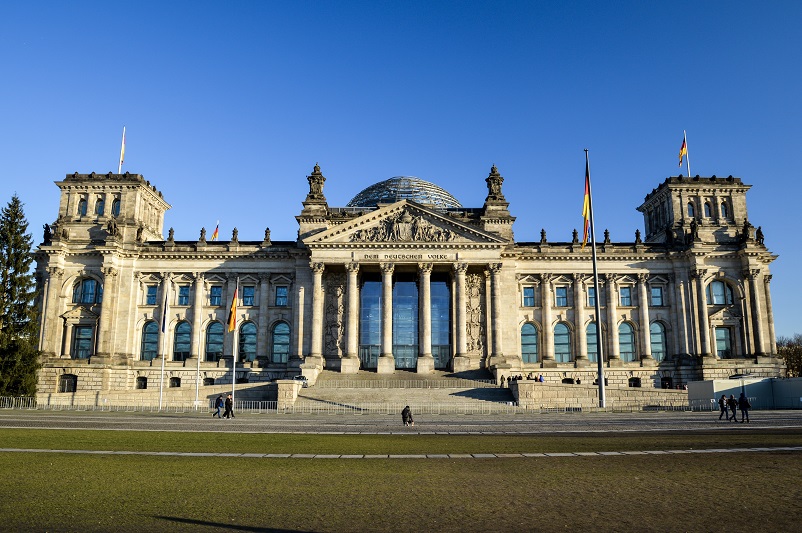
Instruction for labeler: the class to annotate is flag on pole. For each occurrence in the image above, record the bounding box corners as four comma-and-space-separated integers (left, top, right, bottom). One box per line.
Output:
227, 284, 238, 332
582, 156, 591, 249
118, 126, 126, 173
161, 282, 170, 333
678, 133, 688, 167
211, 222, 219, 241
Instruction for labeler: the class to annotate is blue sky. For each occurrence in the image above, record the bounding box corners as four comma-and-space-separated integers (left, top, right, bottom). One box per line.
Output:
1, 1, 800, 337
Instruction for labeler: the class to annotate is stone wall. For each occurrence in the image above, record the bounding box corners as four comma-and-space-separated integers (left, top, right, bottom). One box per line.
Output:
511, 380, 687, 410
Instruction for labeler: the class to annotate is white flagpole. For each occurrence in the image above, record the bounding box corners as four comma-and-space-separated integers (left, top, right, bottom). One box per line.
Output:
586, 150, 606, 408
230, 277, 239, 405
195, 316, 201, 409
158, 277, 170, 410
684, 130, 691, 178
117, 126, 126, 174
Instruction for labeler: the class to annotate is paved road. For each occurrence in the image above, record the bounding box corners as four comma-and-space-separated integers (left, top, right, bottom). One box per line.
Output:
1, 409, 801, 435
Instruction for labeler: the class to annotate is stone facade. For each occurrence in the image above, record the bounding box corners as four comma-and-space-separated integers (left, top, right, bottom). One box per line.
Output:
34, 166, 784, 399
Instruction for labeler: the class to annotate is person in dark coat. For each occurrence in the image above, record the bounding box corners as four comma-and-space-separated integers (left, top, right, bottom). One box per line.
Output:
718, 394, 728, 420
727, 394, 738, 422
213, 395, 224, 418
401, 405, 413, 426
223, 394, 234, 419
738, 392, 751, 423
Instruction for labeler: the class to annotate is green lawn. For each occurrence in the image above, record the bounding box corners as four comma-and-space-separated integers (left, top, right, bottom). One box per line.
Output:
1, 429, 801, 532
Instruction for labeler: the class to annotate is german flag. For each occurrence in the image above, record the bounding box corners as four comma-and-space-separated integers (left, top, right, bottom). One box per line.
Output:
582, 156, 591, 249
211, 222, 219, 241
678, 135, 688, 167
227, 285, 238, 332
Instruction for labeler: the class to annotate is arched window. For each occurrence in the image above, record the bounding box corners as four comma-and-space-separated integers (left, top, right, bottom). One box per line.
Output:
73, 278, 103, 304
271, 321, 290, 363
720, 202, 728, 219
687, 202, 694, 218
586, 322, 600, 362
521, 323, 538, 363
239, 322, 257, 362
706, 280, 734, 305
619, 323, 636, 362
141, 321, 159, 361
111, 198, 121, 217
650, 322, 667, 362
205, 322, 224, 362
135, 376, 148, 389
95, 197, 105, 216
77, 198, 88, 216
704, 202, 712, 218
173, 321, 191, 361
554, 323, 572, 363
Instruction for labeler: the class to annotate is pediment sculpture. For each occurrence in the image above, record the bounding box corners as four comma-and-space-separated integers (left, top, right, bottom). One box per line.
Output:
349, 209, 460, 243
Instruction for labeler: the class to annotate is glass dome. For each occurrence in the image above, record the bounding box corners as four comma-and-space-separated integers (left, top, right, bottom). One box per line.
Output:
346, 176, 462, 209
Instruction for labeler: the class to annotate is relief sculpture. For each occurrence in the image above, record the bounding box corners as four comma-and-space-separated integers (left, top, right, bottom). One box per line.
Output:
350, 209, 460, 243
324, 273, 346, 357
465, 272, 485, 355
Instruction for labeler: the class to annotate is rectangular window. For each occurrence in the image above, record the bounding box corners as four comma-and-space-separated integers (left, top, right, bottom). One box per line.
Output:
587, 287, 596, 307
620, 287, 632, 306
715, 327, 732, 358
243, 286, 255, 306
146, 285, 158, 306
555, 286, 568, 307
275, 286, 288, 307
178, 285, 190, 306
523, 287, 535, 307
210, 286, 223, 306
650, 286, 663, 306
73, 326, 94, 359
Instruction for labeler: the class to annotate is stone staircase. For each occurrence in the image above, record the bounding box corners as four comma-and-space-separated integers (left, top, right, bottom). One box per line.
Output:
295, 369, 517, 414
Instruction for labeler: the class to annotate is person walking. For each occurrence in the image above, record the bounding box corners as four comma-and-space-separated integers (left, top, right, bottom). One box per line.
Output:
401, 405, 413, 427
223, 394, 235, 419
738, 392, 751, 423
718, 394, 728, 420
213, 395, 224, 418
727, 394, 738, 422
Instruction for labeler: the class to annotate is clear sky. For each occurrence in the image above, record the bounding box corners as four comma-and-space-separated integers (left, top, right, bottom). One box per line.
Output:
1, 1, 800, 338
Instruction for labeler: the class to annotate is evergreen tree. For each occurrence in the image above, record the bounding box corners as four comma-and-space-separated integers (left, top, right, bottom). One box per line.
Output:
0, 195, 41, 396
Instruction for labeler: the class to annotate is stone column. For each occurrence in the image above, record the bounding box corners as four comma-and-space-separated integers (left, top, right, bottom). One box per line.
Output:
63, 322, 74, 358
541, 274, 554, 363
489, 263, 504, 364
417, 262, 435, 373
94, 266, 118, 361
342, 262, 361, 374
191, 272, 204, 360
256, 273, 270, 361
764, 275, 777, 355
574, 274, 588, 364
452, 262, 470, 371
638, 273, 653, 361
309, 262, 325, 363
606, 274, 620, 364
378, 262, 395, 373
291, 285, 304, 366
41, 267, 64, 358
748, 269, 766, 356
692, 269, 712, 357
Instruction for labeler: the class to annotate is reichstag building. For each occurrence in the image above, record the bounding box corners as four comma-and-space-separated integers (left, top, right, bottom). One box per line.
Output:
34, 164, 783, 395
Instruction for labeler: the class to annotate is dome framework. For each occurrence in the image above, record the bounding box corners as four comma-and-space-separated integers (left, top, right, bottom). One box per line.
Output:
346, 176, 462, 209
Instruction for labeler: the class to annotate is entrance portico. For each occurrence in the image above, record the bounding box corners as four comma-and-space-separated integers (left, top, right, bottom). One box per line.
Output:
302, 200, 507, 374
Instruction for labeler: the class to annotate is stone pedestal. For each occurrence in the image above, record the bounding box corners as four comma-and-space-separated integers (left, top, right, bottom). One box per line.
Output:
340, 356, 360, 374
416, 355, 435, 374
377, 355, 395, 374
452, 355, 472, 373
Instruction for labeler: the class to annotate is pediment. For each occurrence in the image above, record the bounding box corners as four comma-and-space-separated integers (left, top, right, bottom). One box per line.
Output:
62, 306, 99, 321
305, 200, 505, 246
